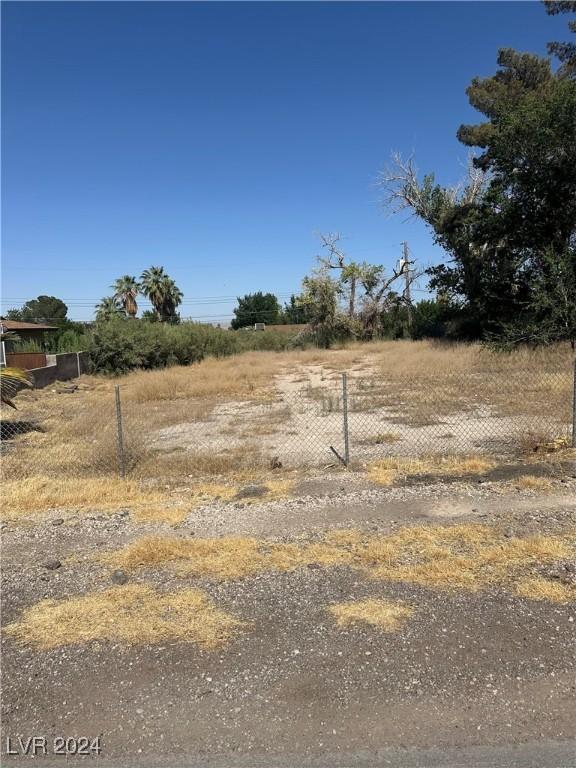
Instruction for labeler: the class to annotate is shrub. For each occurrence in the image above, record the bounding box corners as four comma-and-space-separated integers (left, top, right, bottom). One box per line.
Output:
89, 319, 303, 374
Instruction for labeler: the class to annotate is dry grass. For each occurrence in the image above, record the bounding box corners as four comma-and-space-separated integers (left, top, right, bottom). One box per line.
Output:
515, 577, 576, 603
353, 340, 573, 427
1, 476, 164, 517
101, 524, 576, 597
1, 340, 572, 485
3, 584, 247, 650
367, 454, 495, 486
514, 475, 554, 492
2, 475, 293, 522
328, 598, 414, 632
104, 536, 266, 580
135, 446, 268, 480
358, 432, 402, 446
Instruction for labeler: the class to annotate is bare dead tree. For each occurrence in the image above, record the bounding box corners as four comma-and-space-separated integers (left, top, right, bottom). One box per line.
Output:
316, 233, 363, 318
316, 232, 347, 270
378, 152, 487, 221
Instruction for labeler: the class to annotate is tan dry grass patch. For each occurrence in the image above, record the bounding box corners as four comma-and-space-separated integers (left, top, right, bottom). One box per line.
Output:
101, 523, 575, 598
328, 598, 414, 632
104, 536, 266, 580
367, 455, 496, 486
4, 584, 246, 649
135, 446, 268, 480
515, 577, 576, 603
513, 475, 554, 492
1, 477, 163, 517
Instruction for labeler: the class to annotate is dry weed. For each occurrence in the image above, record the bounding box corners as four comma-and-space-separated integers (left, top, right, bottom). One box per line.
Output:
367, 455, 495, 486
4, 584, 247, 649
104, 536, 266, 580
101, 524, 575, 598
515, 577, 576, 603
1, 477, 163, 517
328, 598, 414, 632
513, 475, 554, 492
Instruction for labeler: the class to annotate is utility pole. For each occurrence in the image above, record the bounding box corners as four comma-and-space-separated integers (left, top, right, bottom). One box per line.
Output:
400, 241, 413, 330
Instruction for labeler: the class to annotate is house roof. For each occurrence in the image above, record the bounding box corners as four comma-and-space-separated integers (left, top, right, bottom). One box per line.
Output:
0, 319, 58, 331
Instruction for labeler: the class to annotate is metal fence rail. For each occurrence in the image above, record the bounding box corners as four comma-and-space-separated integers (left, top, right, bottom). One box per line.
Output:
2, 363, 575, 479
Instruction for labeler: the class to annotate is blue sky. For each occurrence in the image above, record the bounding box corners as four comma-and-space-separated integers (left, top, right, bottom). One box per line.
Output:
1, 1, 569, 322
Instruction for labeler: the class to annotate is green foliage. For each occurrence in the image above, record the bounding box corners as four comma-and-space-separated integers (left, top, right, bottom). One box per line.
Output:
112, 276, 140, 318
6, 295, 68, 325
88, 319, 297, 375
231, 292, 282, 329
280, 294, 310, 324
11, 339, 43, 353
385, 4, 576, 345
545, 1, 576, 78
95, 297, 124, 322
140, 266, 183, 322
53, 329, 93, 353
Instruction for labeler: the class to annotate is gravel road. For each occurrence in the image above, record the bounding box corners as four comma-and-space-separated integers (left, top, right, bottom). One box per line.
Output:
2, 468, 575, 767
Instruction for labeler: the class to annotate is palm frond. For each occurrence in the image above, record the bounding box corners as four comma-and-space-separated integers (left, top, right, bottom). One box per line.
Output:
0, 367, 34, 409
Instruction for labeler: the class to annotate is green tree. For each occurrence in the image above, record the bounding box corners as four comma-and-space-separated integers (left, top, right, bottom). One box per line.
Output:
545, 1, 576, 78
281, 294, 310, 324
381, 4, 576, 344
112, 275, 140, 318
6, 295, 68, 325
231, 292, 281, 329
140, 266, 183, 322
94, 296, 124, 323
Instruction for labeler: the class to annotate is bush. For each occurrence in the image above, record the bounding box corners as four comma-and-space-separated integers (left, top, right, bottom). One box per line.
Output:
88, 319, 302, 374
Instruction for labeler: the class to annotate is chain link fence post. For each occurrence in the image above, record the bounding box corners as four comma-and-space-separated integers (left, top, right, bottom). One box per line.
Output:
115, 385, 126, 478
342, 372, 350, 466
572, 357, 576, 449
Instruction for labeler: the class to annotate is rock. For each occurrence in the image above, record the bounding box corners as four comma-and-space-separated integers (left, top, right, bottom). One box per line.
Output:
56, 385, 78, 394
43, 559, 61, 570
235, 484, 267, 499
51, 518, 65, 526
111, 570, 128, 585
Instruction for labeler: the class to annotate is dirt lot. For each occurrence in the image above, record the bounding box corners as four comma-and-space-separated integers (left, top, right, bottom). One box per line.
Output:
2, 341, 574, 479
2, 458, 576, 767
2, 342, 575, 766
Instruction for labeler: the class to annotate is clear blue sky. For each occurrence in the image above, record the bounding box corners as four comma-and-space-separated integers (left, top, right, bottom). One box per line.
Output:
1, 1, 568, 322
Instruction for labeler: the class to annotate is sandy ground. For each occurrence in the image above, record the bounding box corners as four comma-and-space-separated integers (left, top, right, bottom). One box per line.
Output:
2, 464, 576, 767
149, 365, 572, 467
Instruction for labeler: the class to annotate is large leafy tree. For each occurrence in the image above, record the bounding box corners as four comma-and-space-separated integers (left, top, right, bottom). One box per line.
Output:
140, 266, 183, 322
281, 294, 310, 324
112, 275, 140, 318
381, 4, 576, 344
231, 292, 281, 329
545, 1, 576, 78
6, 295, 68, 325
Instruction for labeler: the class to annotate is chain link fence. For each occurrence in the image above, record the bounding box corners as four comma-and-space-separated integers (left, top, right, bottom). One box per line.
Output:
2, 362, 575, 480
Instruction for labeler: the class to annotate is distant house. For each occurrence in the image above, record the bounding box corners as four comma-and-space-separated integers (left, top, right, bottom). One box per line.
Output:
0, 319, 58, 344
0, 319, 58, 370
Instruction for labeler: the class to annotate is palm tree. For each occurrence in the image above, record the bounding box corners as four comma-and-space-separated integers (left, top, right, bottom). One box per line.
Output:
161, 277, 183, 322
94, 296, 124, 322
112, 275, 140, 318
140, 266, 183, 321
